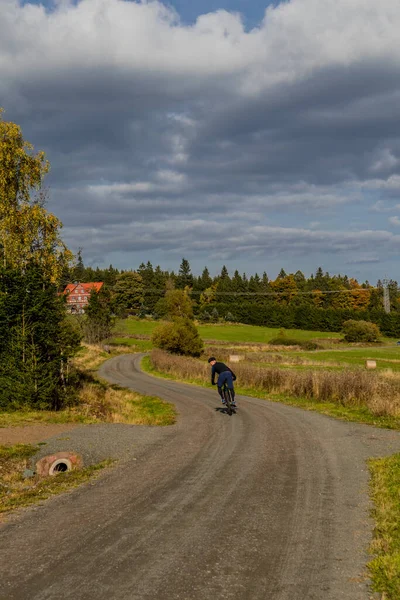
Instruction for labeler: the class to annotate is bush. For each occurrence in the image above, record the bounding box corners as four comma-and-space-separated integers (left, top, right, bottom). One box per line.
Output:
225, 312, 235, 322
199, 311, 211, 322
152, 318, 204, 357
211, 307, 219, 323
269, 337, 301, 346
342, 320, 380, 343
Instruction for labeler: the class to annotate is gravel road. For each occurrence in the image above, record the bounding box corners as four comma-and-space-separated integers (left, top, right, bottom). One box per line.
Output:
1, 353, 400, 600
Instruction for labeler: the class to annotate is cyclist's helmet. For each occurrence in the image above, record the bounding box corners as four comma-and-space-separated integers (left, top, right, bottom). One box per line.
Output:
207, 357, 216, 363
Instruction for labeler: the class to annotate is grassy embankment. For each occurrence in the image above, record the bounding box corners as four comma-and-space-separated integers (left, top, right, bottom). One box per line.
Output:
0, 343, 176, 429
369, 453, 400, 599
0, 444, 112, 519
0, 343, 175, 517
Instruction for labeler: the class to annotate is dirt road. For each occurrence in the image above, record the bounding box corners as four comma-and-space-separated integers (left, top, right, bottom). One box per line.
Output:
1, 353, 400, 600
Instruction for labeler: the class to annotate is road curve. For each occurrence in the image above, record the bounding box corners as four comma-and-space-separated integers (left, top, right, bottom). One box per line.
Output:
2, 354, 400, 600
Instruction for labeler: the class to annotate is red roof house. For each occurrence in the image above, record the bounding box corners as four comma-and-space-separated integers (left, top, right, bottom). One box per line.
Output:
63, 282, 103, 314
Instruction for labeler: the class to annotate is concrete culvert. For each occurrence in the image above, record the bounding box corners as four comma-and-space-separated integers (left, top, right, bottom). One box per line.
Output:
48, 458, 73, 476
35, 452, 83, 477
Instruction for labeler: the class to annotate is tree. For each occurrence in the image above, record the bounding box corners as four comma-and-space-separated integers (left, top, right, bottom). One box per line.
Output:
270, 275, 298, 305
0, 109, 72, 282
164, 288, 194, 320
152, 317, 204, 357
342, 320, 380, 343
83, 286, 114, 343
0, 263, 81, 410
198, 267, 212, 290
71, 249, 85, 282
113, 271, 144, 315
176, 258, 193, 289
199, 283, 218, 310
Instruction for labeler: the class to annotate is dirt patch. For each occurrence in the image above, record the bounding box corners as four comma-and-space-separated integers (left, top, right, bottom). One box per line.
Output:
0, 424, 80, 446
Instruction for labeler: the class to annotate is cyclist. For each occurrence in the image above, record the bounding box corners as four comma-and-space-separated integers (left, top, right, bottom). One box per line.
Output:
208, 357, 237, 407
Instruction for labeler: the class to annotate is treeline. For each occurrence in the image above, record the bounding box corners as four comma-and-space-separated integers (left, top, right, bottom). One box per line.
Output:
67, 256, 400, 337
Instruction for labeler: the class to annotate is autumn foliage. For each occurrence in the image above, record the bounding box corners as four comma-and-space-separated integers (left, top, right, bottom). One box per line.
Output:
0, 108, 72, 283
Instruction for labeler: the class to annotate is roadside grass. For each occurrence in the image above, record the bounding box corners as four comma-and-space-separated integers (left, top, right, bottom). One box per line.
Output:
0, 444, 112, 519
75, 344, 176, 426
0, 409, 89, 428
143, 352, 400, 430
0, 344, 176, 428
368, 453, 400, 599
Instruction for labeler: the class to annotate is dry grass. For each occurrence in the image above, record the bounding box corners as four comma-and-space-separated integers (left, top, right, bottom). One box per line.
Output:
204, 347, 341, 368
71, 344, 176, 426
150, 349, 400, 419
73, 344, 132, 372
72, 380, 175, 426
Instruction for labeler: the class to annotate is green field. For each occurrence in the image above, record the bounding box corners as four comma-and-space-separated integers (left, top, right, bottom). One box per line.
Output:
113, 320, 399, 371
295, 347, 400, 371
115, 319, 341, 343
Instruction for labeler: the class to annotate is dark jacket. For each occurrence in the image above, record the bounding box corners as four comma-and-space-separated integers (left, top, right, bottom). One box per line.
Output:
211, 362, 236, 385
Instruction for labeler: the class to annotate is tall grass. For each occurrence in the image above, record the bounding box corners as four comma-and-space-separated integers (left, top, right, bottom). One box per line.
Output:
150, 350, 400, 418
69, 344, 175, 426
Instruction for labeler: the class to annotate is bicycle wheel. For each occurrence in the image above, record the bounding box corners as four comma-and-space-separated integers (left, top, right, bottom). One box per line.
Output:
223, 386, 233, 415
226, 387, 236, 414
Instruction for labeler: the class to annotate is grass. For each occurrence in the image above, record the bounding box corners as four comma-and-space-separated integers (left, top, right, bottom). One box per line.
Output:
369, 453, 400, 599
0, 343, 176, 428
74, 344, 176, 426
143, 352, 400, 430
116, 319, 342, 344
73, 378, 176, 426
295, 347, 400, 372
0, 444, 112, 519
0, 409, 90, 428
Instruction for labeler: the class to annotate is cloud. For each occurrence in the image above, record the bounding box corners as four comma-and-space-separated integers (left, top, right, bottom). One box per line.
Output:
2, 0, 400, 279
389, 216, 400, 226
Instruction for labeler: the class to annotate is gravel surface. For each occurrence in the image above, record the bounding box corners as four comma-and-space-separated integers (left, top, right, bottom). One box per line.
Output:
1, 353, 400, 600
30, 423, 173, 469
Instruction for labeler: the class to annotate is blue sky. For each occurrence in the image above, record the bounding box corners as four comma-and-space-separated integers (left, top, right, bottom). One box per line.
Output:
24, 0, 274, 27
168, 0, 273, 27
3, 0, 400, 282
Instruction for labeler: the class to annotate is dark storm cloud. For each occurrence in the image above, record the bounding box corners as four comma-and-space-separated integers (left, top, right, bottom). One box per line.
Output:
1, 0, 400, 278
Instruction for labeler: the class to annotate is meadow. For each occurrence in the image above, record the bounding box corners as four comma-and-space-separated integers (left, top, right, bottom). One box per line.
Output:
113, 318, 400, 373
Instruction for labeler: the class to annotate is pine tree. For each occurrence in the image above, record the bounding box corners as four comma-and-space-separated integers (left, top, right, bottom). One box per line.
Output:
83, 287, 114, 343
176, 258, 193, 289
0, 263, 81, 410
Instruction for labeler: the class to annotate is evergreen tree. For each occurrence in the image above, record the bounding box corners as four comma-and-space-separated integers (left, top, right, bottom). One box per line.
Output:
83, 286, 114, 343
0, 263, 81, 410
176, 258, 193, 289
72, 249, 85, 282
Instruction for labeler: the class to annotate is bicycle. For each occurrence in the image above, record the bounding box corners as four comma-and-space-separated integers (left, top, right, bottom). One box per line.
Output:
221, 381, 236, 416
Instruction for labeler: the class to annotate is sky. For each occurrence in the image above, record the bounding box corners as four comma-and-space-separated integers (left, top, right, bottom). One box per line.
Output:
1, 0, 400, 283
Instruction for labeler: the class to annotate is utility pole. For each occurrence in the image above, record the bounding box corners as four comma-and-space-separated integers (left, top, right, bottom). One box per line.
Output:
383, 277, 391, 313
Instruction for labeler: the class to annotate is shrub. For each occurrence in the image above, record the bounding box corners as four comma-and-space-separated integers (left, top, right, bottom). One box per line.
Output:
152, 318, 204, 357
225, 312, 235, 322
342, 320, 380, 343
199, 311, 211, 322
211, 307, 219, 323
269, 337, 301, 346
